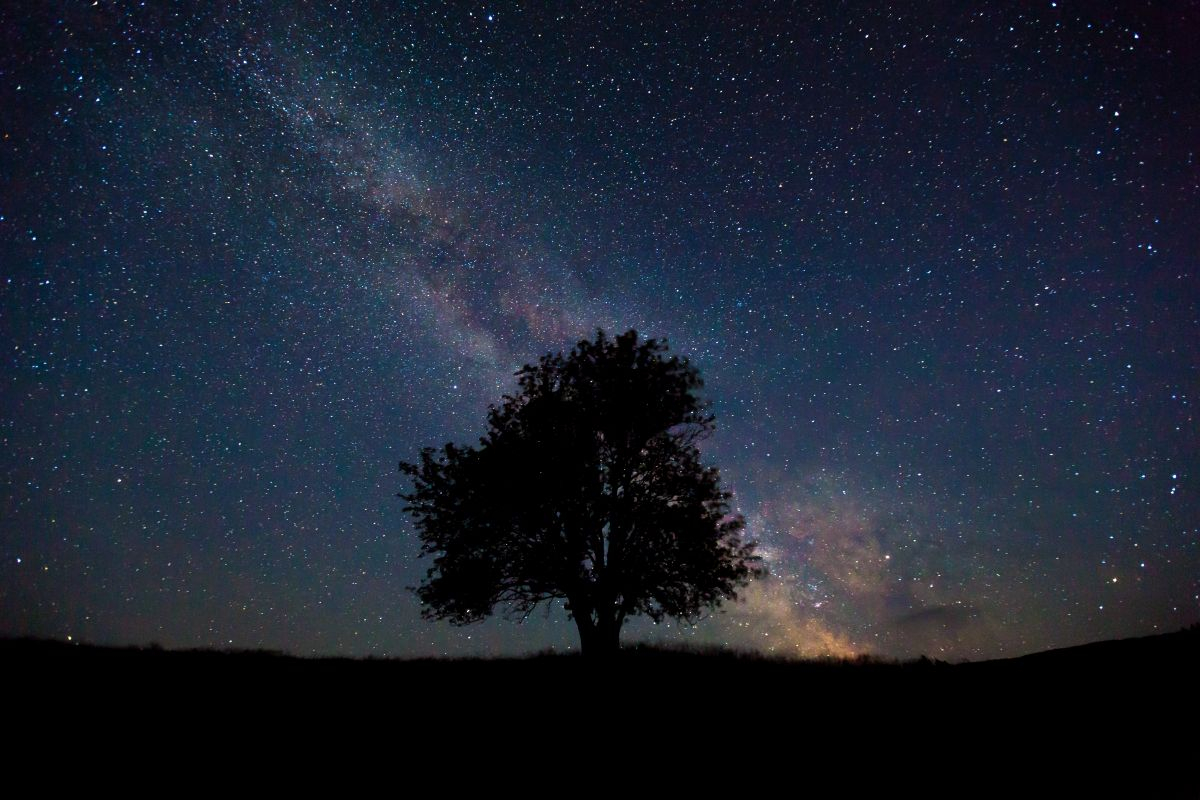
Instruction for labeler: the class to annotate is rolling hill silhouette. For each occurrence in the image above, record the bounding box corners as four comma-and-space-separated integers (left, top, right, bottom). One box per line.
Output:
6, 624, 1195, 691
5, 627, 1195, 773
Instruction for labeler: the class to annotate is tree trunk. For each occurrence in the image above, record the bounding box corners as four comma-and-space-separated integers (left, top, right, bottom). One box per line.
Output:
576, 616, 595, 655
576, 610, 621, 657
598, 617, 621, 654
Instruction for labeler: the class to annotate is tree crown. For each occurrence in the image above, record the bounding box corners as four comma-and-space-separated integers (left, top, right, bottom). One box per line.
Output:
399, 329, 763, 651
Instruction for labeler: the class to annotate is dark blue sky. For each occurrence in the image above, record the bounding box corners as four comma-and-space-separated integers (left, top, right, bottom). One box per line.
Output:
2, 1, 1196, 659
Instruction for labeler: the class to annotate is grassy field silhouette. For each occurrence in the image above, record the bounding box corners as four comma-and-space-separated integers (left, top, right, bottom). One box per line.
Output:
5, 627, 1196, 774
7, 624, 1195, 701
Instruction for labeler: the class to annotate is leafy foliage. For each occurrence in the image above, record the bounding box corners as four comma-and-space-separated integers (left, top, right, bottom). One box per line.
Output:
399, 330, 763, 654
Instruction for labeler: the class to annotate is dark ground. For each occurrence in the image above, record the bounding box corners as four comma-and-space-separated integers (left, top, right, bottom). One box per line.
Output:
7, 625, 1197, 707
6, 627, 1196, 782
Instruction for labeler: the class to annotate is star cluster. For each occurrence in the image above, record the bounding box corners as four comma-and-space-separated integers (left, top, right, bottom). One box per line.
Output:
2, 1, 1196, 659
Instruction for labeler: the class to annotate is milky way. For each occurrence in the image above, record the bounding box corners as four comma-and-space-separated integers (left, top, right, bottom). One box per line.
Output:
2, 1, 1197, 659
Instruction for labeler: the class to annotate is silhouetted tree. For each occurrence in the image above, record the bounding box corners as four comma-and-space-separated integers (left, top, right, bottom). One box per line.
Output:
399, 329, 763, 656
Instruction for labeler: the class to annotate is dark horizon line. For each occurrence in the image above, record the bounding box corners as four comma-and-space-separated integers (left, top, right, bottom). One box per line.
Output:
4, 623, 1197, 668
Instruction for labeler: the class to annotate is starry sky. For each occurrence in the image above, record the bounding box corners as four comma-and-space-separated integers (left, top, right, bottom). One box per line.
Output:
2, 1, 1197, 661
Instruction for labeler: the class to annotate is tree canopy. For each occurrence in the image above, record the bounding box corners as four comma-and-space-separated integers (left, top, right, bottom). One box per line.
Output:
399, 329, 763, 655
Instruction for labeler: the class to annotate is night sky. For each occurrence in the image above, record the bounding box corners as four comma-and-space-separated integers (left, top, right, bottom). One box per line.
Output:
2, 1, 1197, 661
